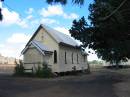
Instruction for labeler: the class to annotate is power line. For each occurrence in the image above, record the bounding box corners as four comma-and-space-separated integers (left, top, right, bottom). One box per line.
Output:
3, 2, 25, 19
99, 0, 127, 21
3, 2, 14, 11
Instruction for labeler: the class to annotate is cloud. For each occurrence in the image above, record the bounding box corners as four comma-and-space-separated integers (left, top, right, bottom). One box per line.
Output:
1, 8, 21, 25
0, 7, 58, 28
87, 49, 99, 61
63, 13, 79, 19
0, 2, 2, 8
0, 5, 78, 28
0, 33, 31, 58
87, 54, 99, 61
26, 15, 33, 20
40, 5, 79, 19
0, 44, 4, 48
0, 7, 29, 28
17, 19, 29, 28
26, 8, 34, 14
40, 5, 63, 17
41, 18, 58, 25
54, 27, 70, 35
7, 33, 31, 44
30, 19, 39, 25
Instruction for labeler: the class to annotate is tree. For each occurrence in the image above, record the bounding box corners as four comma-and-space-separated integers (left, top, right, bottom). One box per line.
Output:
46, 0, 84, 5
0, 0, 4, 21
47, 0, 130, 65
71, 0, 130, 65
0, 8, 2, 20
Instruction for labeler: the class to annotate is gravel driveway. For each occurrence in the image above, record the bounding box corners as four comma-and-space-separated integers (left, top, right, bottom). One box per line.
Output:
0, 69, 129, 97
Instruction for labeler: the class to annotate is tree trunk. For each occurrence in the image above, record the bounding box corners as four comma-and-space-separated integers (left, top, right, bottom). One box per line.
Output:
116, 62, 119, 69
87, 62, 91, 73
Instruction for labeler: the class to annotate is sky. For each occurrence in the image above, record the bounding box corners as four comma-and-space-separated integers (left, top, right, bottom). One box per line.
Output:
0, 0, 99, 61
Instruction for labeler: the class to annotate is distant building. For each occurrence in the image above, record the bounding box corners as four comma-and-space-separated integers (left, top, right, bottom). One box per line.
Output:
0, 54, 18, 65
21, 24, 89, 73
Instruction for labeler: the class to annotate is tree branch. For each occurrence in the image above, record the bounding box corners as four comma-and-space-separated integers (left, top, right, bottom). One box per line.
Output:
100, 0, 127, 21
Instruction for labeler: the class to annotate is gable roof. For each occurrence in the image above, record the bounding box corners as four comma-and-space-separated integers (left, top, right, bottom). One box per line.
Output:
32, 40, 53, 52
26, 24, 79, 47
22, 40, 53, 55
42, 24, 79, 47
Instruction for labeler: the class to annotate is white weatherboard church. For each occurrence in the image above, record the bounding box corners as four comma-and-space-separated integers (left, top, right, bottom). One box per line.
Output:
21, 24, 88, 73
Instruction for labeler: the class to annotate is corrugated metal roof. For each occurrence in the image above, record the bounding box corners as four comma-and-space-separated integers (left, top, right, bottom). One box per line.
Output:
41, 24, 79, 47
22, 24, 80, 55
32, 40, 52, 52
21, 40, 53, 55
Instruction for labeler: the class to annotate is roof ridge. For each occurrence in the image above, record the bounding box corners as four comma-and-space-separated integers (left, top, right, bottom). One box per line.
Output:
42, 24, 72, 38
41, 24, 63, 42
41, 24, 79, 47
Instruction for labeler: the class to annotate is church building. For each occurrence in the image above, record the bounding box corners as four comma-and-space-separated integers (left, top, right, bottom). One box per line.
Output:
21, 24, 88, 73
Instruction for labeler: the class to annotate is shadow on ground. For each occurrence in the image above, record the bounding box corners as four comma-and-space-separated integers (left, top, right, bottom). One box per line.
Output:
0, 69, 129, 97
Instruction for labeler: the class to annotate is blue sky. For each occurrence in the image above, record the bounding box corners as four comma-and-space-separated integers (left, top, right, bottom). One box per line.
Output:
0, 0, 99, 61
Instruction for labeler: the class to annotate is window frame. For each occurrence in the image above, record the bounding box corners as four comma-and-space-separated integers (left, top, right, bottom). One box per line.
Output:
72, 53, 73, 64
77, 53, 79, 64
65, 52, 67, 64
54, 50, 57, 63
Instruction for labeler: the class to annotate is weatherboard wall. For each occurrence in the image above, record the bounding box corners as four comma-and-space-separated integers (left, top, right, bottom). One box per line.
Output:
59, 45, 88, 72
33, 28, 60, 72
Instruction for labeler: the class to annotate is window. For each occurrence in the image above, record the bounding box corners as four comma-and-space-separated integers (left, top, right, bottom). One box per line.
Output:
72, 53, 73, 64
54, 50, 57, 63
77, 54, 79, 64
65, 52, 67, 64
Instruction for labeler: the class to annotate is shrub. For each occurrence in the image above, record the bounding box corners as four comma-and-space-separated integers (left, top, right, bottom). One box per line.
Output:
35, 65, 43, 77
14, 60, 25, 76
35, 62, 54, 78
71, 66, 77, 75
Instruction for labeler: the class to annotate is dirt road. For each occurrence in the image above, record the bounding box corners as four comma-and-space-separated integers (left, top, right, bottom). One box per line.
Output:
0, 69, 129, 97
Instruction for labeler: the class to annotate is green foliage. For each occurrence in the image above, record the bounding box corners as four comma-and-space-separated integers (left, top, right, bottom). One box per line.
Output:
14, 61, 53, 78
35, 65, 43, 77
14, 60, 25, 76
0, 0, 4, 21
46, 0, 84, 5
0, 8, 3, 21
89, 0, 130, 64
69, 0, 130, 65
35, 62, 53, 78
70, 17, 89, 48
46, 0, 67, 5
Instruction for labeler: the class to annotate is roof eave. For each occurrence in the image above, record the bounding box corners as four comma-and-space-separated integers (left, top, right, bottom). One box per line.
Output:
59, 42, 80, 49
44, 51, 53, 55
26, 25, 43, 47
